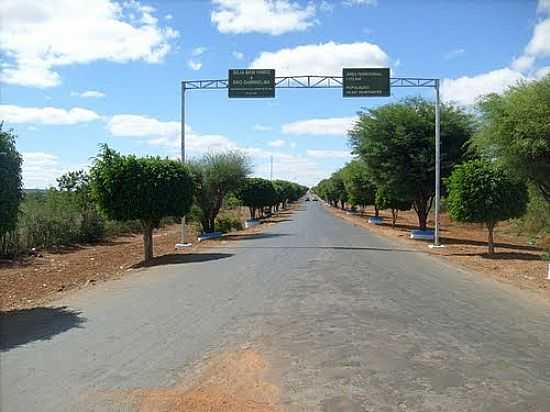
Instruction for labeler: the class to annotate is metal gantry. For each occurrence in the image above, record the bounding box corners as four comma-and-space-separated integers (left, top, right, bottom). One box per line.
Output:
180, 75, 442, 246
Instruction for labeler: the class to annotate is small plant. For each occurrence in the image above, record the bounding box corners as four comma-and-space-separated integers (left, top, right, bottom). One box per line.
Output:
215, 213, 243, 233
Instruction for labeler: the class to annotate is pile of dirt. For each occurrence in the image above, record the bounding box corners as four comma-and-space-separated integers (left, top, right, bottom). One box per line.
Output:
327, 206, 549, 297
129, 349, 279, 412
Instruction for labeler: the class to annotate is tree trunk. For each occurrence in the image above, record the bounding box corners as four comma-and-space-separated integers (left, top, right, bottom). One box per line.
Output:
142, 220, 154, 264
417, 212, 428, 231
374, 205, 379, 217
487, 222, 495, 255
391, 209, 398, 227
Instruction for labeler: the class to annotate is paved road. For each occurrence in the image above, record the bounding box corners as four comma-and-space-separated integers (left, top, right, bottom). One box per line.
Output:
2, 202, 550, 411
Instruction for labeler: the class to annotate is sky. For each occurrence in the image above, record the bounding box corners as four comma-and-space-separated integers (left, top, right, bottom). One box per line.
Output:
1, 0, 549, 188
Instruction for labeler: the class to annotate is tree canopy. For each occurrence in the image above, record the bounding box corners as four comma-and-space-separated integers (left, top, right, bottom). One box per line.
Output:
90, 145, 194, 262
340, 160, 376, 209
238, 177, 277, 220
0, 125, 23, 238
349, 97, 475, 229
473, 74, 550, 201
190, 151, 251, 233
446, 159, 528, 254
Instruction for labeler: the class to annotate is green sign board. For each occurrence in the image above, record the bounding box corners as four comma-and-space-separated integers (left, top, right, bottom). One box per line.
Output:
228, 69, 275, 98
343, 68, 390, 97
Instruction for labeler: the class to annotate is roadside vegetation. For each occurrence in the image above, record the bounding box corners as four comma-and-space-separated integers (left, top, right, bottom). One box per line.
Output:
314, 74, 550, 255
0, 137, 306, 264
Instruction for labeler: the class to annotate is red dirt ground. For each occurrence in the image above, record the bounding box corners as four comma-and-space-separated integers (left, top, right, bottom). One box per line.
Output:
0, 208, 295, 311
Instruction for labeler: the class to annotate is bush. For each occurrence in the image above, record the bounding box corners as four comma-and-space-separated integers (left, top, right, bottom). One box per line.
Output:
215, 212, 243, 233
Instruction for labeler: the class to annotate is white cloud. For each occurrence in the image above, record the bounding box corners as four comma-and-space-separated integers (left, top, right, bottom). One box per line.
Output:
525, 18, 550, 58
511, 55, 535, 71
107, 114, 241, 155
440, 68, 527, 106
210, 0, 317, 35
22, 152, 60, 188
106, 113, 342, 186
253, 124, 272, 131
71, 90, 106, 98
282, 116, 357, 136
253, 152, 322, 186
306, 149, 352, 159
538, 0, 550, 14
232, 50, 245, 60
535, 66, 550, 78
0, 0, 178, 88
192, 47, 207, 56
164, 14, 173, 20
188, 59, 203, 71
0, 104, 100, 125
250, 41, 389, 76
444, 48, 465, 60
267, 139, 285, 147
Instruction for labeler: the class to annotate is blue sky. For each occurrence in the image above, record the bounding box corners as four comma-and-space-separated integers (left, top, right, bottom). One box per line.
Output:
1, 0, 549, 188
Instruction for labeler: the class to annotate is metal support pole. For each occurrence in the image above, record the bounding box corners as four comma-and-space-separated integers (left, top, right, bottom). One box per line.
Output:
433, 80, 441, 247
178, 81, 191, 247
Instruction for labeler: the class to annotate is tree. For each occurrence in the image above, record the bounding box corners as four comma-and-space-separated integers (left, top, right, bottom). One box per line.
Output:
90, 145, 194, 263
340, 160, 377, 211
331, 171, 348, 209
190, 151, 251, 233
0, 125, 23, 239
375, 186, 412, 227
473, 75, 550, 201
446, 160, 528, 255
238, 177, 276, 220
349, 97, 475, 230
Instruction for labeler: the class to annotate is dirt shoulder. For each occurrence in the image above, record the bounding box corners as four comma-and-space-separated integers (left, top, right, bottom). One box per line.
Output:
0, 206, 297, 311
324, 204, 549, 298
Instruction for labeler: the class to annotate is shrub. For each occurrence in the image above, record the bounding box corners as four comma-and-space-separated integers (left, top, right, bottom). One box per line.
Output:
215, 213, 243, 233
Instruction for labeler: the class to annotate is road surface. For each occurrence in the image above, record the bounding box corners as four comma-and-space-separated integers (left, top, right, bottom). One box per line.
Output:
2, 202, 550, 411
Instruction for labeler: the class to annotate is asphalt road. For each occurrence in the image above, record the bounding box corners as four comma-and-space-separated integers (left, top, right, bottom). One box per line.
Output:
2, 202, 550, 411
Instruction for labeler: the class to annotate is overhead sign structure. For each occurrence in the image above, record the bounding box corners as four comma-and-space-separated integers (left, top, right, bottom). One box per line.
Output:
343, 68, 390, 97
181, 73, 442, 247
228, 69, 275, 98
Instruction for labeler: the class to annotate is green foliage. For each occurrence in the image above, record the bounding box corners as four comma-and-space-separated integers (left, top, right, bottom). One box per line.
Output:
340, 160, 376, 208
473, 75, 550, 201
375, 186, 412, 226
512, 183, 550, 245
215, 212, 243, 233
90, 145, 194, 223
0, 125, 23, 237
223, 192, 242, 209
349, 97, 475, 229
90, 145, 194, 262
446, 160, 528, 254
237, 177, 277, 219
189, 151, 251, 233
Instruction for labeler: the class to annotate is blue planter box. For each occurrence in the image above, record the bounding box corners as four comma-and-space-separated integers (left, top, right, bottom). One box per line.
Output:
368, 216, 384, 224
410, 230, 434, 240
